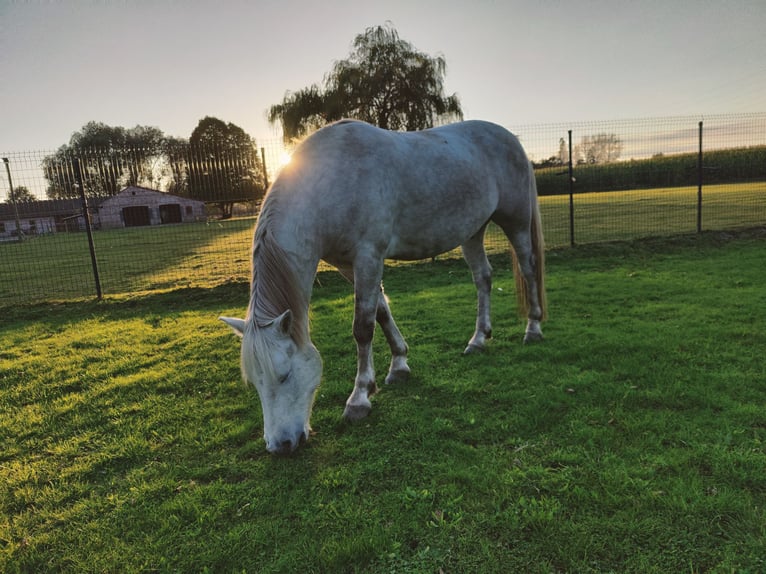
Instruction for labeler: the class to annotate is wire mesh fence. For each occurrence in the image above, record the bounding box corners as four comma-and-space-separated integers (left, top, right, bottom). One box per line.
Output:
1, 113, 765, 306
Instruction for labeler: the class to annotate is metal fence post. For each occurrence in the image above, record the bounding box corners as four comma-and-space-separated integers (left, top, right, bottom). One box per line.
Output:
261, 147, 269, 190
72, 157, 103, 300
568, 129, 575, 246
2, 157, 24, 242
697, 121, 703, 233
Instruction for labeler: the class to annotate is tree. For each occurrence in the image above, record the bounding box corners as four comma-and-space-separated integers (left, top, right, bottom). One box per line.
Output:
269, 23, 463, 140
576, 133, 623, 164
533, 137, 570, 169
532, 156, 563, 169
5, 186, 35, 203
185, 117, 266, 219
43, 122, 176, 198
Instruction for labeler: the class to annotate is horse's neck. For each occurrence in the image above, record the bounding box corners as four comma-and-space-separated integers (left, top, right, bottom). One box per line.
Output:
251, 213, 318, 345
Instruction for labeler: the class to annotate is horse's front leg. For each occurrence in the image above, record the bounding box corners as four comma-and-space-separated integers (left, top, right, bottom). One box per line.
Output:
343, 259, 384, 421
336, 265, 410, 388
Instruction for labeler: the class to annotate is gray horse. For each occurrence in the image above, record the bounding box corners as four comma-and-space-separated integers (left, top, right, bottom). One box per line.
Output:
221, 119, 547, 453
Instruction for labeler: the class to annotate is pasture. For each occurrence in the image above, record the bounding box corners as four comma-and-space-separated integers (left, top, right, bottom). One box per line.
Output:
2, 229, 765, 573
1, 182, 765, 306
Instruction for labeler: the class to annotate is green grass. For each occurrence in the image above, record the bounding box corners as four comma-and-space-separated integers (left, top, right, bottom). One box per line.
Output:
1, 182, 764, 306
2, 231, 765, 572
0, 218, 256, 305
533, 182, 766, 248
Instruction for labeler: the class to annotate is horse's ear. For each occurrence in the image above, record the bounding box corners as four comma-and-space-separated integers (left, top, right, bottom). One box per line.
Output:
219, 317, 246, 337
275, 309, 293, 337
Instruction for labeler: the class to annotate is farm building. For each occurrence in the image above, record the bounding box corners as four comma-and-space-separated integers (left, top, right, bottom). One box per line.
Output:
98, 186, 206, 229
0, 187, 206, 239
0, 198, 98, 240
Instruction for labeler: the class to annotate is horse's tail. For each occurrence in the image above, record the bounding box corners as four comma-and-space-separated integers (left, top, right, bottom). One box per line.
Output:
512, 161, 547, 320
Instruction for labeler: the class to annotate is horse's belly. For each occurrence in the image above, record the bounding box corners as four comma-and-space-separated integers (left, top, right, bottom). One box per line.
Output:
385, 219, 486, 260
385, 240, 458, 261
383, 186, 498, 260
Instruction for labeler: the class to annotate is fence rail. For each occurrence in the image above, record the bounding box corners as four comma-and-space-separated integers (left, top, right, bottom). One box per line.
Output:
1, 113, 765, 306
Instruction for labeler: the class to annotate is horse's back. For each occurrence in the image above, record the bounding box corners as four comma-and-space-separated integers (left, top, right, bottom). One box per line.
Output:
268, 120, 532, 262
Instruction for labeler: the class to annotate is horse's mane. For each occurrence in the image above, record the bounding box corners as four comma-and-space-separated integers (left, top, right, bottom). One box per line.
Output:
246, 207, 310, 349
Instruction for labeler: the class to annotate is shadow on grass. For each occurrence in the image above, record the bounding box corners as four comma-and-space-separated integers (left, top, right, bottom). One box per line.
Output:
5, 225, 765, 327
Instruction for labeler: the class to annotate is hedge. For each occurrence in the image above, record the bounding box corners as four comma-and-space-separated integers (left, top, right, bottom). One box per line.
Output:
535, 145, 766, 196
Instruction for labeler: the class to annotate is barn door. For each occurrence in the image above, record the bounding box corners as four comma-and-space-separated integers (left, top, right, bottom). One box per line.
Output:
159, 204, 182, 224
122, 206, 151, 227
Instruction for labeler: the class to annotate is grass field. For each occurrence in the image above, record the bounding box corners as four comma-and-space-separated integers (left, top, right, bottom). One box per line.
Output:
534, 181, 766, 247
1, 230, 765, 572
0, 218, 256, 305
1, 182, 764, 307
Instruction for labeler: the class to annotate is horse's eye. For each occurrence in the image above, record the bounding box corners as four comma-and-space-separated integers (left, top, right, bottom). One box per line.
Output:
278, 370, 291, 384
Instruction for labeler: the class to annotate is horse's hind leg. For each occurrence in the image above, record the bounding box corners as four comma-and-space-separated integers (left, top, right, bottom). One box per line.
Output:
504, 226, 544, 343
461, 227, 493, 354
376, 288, 411, 385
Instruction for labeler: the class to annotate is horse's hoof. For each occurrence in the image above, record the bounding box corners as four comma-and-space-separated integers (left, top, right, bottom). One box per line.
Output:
463, 343, 486, 355
343, 402, 372, 421
385, 367, 410, 385
523, 331, 544, 344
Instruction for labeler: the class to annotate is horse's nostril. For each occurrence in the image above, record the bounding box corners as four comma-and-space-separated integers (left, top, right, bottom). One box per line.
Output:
269, 432, 307, 454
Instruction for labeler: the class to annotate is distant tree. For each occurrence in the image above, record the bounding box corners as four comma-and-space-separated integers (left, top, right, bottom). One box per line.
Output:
533, 156, 563, 169
269, 23, 463, 140
5, 186, 35, 203
576, 133, 623, 164
532, 138, 569, 169
42, 122, 174, 198
66, 122, 165, 151
164, 136, 193, 197
186, 117, 266, 219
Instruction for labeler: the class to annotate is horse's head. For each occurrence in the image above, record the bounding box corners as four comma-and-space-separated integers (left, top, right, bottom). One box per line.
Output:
220, 311, 322, 454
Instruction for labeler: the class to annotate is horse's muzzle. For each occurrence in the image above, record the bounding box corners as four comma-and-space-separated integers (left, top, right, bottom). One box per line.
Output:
269, 431, 307, 455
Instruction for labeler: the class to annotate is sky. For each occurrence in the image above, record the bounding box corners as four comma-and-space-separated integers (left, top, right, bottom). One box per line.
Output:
1, 0, 765, 155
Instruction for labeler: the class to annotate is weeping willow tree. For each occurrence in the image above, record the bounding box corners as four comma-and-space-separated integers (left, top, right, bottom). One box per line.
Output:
268, 23, 463, 141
